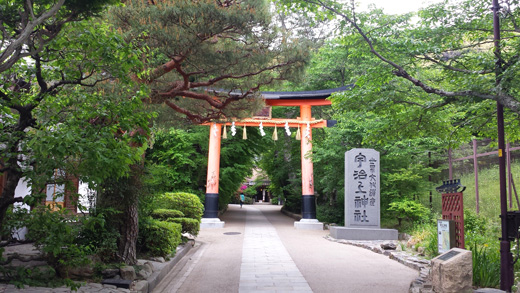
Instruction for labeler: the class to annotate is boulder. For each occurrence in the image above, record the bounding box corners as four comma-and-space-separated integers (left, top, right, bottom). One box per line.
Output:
120, 266, 136, 281
57, 263, 94, 280
431, 248, 472, 293
102, 268, 120, 279
133, 280, 149, 293
150, 257, 165, 263
380, 242, 397, 250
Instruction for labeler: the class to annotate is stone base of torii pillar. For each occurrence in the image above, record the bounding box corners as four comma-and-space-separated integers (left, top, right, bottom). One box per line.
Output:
294, 219, 324, 230
200, 218, 225, 229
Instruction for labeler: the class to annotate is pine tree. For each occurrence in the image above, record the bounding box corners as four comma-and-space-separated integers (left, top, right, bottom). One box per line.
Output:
110, 0, 311, 123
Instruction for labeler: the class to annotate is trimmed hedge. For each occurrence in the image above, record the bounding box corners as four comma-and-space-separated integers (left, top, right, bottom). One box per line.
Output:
137, 218, 181, 258
152, 209, 185, 220
167, 217, 200, 236
158, 192, 203, 221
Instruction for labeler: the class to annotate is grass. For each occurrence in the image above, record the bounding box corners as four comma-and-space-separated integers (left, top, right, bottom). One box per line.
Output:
411, 160, 520, 289
455, 160, 520, 223
417, 160, 520, 224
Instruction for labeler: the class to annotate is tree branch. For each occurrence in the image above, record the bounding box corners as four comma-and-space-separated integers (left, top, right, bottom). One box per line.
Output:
0, 0, 66, 73
418, 54, 493, 75
304, 0, 520, 114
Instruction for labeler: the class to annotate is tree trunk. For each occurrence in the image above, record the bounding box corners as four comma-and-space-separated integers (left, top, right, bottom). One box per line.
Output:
119, 196, 138, 265
97, 163, 142, 265
0, 169, 24, 238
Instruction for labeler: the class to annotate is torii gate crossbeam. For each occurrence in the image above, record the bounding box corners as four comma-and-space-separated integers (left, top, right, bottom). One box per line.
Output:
200, 86, 350, 229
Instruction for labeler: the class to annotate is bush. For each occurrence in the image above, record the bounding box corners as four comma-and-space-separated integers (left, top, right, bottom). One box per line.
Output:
317, 204, 344, 226
388, 199, 430, 226
158, 192, 203, 220
167, 218, 200, 236
151, 209, 185, 220
137, 218, 181, 258
76, 209, 120, 262
409, 220, 438, 258
244, 196, 255, 205
24, 207, 92, 270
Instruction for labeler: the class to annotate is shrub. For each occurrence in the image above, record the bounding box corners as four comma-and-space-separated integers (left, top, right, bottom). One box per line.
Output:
244, 196, 255, 205
137, 218, 181, 258
76, 209, 120, 262
151, 209, 185, 220
158, 192, 203, 220
24, 207, 92, 270
388, 199, 430, 226
409, 220, 438, 258
167, 218, 200, 236
317, 204, 344, 226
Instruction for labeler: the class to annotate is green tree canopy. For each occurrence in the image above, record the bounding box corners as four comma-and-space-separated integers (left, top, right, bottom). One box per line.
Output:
0, 10, 150, 229
278, 0, 520, 133
109, 0, 313, 123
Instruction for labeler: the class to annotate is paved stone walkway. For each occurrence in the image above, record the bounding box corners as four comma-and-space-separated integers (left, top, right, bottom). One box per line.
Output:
239, 207, 312, 292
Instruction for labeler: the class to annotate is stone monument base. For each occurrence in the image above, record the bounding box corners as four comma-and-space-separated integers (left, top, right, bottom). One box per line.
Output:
329, 226, 398, 240
294, 219, 324, 230
200, 218, 225, 229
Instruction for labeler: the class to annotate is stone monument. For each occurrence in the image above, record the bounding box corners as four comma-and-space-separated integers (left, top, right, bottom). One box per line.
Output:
431, 248, 473, 293
329, 148, 398, 240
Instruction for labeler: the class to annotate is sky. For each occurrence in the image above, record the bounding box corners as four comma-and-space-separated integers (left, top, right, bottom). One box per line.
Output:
358, 0, 444, 14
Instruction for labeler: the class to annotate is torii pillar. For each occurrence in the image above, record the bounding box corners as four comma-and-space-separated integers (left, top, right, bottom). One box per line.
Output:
200, 123, 225, 228
295, 104, 323, 230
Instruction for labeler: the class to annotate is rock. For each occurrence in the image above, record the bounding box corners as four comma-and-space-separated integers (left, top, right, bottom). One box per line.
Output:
32, 265, 56, 279
133, 280, 148, 293
136, 269, 151, 280
150, 257, 165, 263
431, 248, 473, 293
136, 259, 147, 266
87, 283, 103, 289
136, 261, 154, 280
103, 284, 117, 289
380, 242, 397, 250
142, 262, 154, 274
399, 233, 411, 241
57, 263, 94, 280
9, 259, 48, 268
101, 278, 132, 289
120, 266, 136, 281
101, 268, 120, 279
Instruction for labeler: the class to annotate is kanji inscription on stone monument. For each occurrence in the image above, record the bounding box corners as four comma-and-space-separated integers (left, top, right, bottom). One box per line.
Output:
345, 148, 380, 228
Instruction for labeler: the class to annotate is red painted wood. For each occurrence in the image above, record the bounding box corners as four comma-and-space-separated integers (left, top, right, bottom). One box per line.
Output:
206, 123, 222, 194
300, 105, 314, 196
442, 192, 465, 249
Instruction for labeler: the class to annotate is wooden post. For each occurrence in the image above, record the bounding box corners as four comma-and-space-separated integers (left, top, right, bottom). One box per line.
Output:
300, 105, 316, 219
204, 123, 222, 218
507, 142, 513, 209
473, 139, 480, 214
448, 148, 453, 180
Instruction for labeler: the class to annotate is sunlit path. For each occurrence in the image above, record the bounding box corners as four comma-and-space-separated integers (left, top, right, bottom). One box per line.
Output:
239, 206, 312, 292
154, 204, 417, 293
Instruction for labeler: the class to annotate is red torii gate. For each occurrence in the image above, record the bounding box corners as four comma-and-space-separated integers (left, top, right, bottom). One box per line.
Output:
201, 87, 349, 229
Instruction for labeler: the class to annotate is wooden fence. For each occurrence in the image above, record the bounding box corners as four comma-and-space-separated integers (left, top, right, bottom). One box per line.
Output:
448, 139, 520, 213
